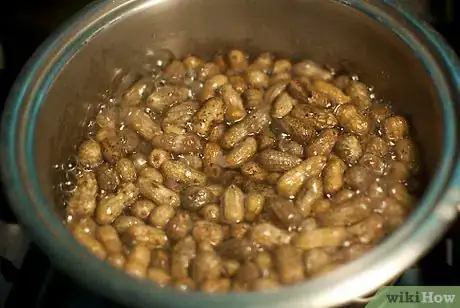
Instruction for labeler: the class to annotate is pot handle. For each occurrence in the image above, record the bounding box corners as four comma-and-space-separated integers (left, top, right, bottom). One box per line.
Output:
0, 187, 30, 270
0, 221, 29, 269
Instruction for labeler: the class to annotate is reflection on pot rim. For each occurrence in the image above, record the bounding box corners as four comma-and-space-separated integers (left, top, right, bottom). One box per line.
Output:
0, 1, 459, 308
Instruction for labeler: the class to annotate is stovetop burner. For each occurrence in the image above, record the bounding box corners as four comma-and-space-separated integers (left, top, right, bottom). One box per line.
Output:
0, 1, 459, 307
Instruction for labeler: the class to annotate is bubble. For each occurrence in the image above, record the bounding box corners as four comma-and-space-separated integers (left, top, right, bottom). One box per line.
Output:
111, 70, 142, 97
147, 48, 174, 69
188, 80, 203, 99
86, 119, 99, 137
60, 180, 77, 194
157, 79, 167, 87
67, 156, 78, 171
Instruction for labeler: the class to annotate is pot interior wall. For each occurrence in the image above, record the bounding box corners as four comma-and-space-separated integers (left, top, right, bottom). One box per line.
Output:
33, 0, 442, 213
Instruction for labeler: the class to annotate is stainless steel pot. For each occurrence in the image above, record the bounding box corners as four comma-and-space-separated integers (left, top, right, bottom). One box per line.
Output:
1, 0, 460, 307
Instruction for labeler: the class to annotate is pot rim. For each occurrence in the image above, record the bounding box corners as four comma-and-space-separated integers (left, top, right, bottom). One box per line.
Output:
1, 0, 460, 307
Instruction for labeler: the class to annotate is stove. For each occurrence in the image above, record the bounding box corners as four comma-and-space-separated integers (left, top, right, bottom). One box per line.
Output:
0, 1, 459, 307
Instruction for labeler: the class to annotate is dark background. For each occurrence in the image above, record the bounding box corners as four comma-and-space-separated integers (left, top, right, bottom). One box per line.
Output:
0, 0, 459, 307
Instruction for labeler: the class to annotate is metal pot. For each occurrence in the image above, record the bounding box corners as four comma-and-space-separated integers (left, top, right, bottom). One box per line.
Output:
1, 0, 460, 307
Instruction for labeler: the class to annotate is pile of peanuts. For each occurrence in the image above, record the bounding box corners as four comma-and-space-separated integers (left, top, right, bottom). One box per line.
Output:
63, 49, 421, 293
